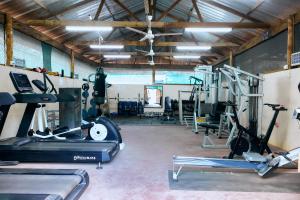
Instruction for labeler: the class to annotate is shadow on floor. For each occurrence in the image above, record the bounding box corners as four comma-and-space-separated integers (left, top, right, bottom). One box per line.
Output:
112, 116, 180, 126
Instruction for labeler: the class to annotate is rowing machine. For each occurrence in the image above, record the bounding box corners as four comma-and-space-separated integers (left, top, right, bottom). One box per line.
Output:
172, 147, 300, 181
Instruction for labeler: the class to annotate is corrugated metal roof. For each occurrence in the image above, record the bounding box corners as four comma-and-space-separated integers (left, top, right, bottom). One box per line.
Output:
0, 0, 300, 66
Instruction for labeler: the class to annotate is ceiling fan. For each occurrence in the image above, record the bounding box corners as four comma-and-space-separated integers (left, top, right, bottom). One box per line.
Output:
126, 14, 182, 65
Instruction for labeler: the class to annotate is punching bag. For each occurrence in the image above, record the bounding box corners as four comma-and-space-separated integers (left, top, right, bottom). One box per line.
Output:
93, 67, 107, 105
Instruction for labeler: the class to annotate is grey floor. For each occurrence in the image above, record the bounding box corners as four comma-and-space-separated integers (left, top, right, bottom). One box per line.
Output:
113, 115, 179, 125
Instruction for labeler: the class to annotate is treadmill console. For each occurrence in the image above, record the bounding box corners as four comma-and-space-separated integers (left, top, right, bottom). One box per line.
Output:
9, 72, 57, 103
9, 72, 33, 93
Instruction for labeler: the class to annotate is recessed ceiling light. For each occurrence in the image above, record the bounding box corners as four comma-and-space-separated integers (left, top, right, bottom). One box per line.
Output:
173, 55, 201, 59
65, 26, 113, 32
103, 55, 131, 59
185, 27, 232, 33
90, 45, 124, 49
176, 46, 211, 50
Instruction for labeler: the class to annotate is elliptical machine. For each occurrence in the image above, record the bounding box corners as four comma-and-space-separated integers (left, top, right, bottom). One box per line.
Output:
9, 71, 123, 145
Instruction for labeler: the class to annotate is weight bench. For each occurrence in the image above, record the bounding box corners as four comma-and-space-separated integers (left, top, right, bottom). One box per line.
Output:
198, 103, 228, 149
200, 123, 228, 148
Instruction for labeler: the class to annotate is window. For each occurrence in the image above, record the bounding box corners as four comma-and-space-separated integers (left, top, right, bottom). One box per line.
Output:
106, 70, 153, 84
13, 31, 43, 68
51, 48, 71, 76
144, 85, 163, 108
105, 69, 196, 85
156, 71, 196, 84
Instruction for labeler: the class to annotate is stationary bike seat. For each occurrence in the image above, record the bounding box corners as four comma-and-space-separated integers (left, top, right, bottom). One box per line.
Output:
264, 103, 287, 111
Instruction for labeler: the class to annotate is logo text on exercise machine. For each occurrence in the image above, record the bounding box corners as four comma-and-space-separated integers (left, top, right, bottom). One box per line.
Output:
73, 155, 96, 161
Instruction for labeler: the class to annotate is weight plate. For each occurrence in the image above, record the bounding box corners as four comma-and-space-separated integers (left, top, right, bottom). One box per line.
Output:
82, 83, 90, 91
82, 109, 88, 120
230, 136, 249, 156
89, 123, 108, 141
88, 107, 97, 117
90, 98, 96, 106
82, 91, 89, 98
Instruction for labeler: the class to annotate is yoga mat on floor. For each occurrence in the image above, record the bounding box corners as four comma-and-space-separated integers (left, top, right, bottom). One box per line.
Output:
168, 170, 300, 193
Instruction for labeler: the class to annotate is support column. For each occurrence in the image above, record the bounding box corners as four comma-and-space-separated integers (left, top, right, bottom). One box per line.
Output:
70, 50, 75, 78
287, 15, 294, 69
152, 65, 155, 84
229, 50, 233, 66
5, 14, 13, 66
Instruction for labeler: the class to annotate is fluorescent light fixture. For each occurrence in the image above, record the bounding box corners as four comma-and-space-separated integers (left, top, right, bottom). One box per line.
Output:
104, 55, 131, 59
173, 55, 201, 59
185, 27, 232, 33
65, 26, 113, 32
90, 45, 124, 49
177, 46, 211, 50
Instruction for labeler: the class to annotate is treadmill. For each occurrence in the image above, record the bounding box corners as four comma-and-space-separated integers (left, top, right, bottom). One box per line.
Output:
0, 72, 119, 165
0, 92, 89, 200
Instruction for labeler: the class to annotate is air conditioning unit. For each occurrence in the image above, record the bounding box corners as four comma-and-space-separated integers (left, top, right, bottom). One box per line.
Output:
291, 52, 300, 67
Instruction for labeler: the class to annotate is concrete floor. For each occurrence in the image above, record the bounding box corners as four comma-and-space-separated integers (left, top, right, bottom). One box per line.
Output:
8, 125, 300, 200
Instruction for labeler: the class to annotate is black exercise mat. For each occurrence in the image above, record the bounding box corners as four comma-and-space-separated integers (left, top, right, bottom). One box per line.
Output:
168, 170, 300, 193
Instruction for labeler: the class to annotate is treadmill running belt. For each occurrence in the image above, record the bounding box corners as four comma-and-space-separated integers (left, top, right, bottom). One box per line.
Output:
0, 174, 81, 199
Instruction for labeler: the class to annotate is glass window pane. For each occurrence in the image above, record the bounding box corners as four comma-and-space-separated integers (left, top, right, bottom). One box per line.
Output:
51, 48, 71, 76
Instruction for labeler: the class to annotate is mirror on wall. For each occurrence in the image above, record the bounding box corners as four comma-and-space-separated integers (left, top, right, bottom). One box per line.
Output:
144, 85, 163, 108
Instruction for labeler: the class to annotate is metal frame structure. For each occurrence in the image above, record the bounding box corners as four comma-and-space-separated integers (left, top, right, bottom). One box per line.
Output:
178, 90, 194, 125
192, 65, 231, 148
221, 64, 264, 137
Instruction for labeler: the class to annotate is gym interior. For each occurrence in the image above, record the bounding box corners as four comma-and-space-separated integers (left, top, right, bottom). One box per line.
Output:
0, 0, 300, 200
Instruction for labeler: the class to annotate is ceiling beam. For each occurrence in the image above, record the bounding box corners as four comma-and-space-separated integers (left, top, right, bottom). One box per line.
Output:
84, 51, 218, 57
45, 0, 95, 19
102, 63, 195, 70
191, 0, 203, 22
152, 0, 157, 20
113, 0, 140, 21
71, 40, 239, 47
240, 0, 264, 23
157, 0, 182, 21
144, 0, 150, 15
156, 7, 181, 21
25, 20, 270, 29
63, 4, 145, 44
202, 0, 264, 23
94, 0, 106, 20
32, 0, 49, 10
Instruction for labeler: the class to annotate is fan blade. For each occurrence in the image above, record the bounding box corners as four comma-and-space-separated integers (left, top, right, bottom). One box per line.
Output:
154, 33, 183, 37
135, 49, 148, 54
125, 27, 147, 35
139, 36, 148, 41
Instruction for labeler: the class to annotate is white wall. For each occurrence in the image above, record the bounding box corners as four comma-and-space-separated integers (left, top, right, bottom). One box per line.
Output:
0, 66, 84, 139
262, 68, 300, 150
75, 60, 96, 80
107, 84, 194, 113
0, 25, 96, 78
13, 31, 43, 68
51, 48, 71, 76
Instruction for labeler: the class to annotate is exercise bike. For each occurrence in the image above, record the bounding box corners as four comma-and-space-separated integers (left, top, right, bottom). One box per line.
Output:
226, 101, 287, 159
